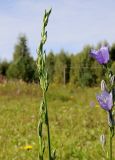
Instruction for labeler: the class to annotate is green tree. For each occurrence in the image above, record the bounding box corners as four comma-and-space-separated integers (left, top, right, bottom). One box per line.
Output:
70, 53, 83, 85
13, 35, 30, 60
54, 50, 70, 84
7, 35, 36, 82
110, 43, 115, 61
0, 60, 9, 76
78, 45, 97, 87
46, 51, 55, 82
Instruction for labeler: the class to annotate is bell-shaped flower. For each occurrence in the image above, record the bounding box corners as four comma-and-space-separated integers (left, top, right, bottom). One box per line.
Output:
90, 46, 109, 64
96, 91, 113, 111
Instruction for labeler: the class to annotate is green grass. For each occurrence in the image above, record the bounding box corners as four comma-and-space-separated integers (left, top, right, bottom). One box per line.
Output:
0, 81, 114, 160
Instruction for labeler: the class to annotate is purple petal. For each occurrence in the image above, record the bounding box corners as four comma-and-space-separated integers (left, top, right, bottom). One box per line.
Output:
90, 46, 109, 64
100, 46, 109, 64
107, 92, 113, 110
90, 49, 104, 64
96, 91, 113, 111
96, 95, 109, 111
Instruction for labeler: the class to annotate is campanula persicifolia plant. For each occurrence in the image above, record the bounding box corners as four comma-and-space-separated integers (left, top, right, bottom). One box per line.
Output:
37, 9, 56, 160
90, 46, 115, 160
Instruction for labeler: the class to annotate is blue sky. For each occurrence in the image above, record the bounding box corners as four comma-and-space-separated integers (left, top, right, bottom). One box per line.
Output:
0, 0, 115, 60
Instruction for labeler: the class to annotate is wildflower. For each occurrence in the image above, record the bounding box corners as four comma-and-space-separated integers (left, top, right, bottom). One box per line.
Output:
90, 46, 109, 64
89, 101, 95, 107
95, 104, 99, 108
96, 91, 113, 111
23, 145, 32, 151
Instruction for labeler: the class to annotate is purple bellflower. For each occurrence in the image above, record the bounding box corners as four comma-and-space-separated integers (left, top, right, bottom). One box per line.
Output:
90, 46, 109, 64
96, 91, 113, 111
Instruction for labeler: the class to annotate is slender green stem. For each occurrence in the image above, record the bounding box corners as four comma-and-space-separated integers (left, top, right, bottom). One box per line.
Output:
109, 126, 114, 160
109, 127, 112, 160
43, 92, 51, 160
46, 101, 51, 159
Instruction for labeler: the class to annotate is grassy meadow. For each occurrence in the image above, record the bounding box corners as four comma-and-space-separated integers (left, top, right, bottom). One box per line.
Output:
0, 81, 114, 160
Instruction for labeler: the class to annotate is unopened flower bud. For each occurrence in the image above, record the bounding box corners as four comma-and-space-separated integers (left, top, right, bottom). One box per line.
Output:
51, 149, 56, 160
100, 134, 106, 147
109, 73, 112, 78
101, 80, 107, 91
110, 75, 115, 85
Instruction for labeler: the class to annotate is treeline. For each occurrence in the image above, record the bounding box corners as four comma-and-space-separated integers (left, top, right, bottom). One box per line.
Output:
0, 35, 115, 86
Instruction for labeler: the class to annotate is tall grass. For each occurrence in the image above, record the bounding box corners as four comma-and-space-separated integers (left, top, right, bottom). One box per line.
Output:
37, 9, 56, 160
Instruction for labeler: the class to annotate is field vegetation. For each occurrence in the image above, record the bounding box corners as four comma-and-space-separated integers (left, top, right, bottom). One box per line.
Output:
0, 81, 114, 159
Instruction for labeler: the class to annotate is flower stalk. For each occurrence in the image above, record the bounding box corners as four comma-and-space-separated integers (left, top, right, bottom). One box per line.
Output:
106, 70, 114, 160
37, 9, 53, 160
110, 127, 113, 160
90, 46, 115, 160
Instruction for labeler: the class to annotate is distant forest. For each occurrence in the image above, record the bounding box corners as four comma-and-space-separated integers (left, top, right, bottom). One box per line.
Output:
0, 35, 115, 86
